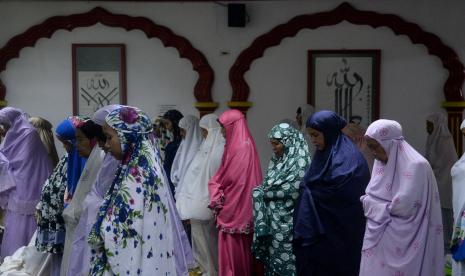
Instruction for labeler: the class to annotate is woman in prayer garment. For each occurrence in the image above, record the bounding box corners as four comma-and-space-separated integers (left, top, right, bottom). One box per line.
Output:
60, 120, 105, 276
252, 123, 310, 275
359, 119, 444, 276
171, 115, 202, 243
0, 117, 68, 276
55, 117, 88, 204
425, 113, 457, 252
162, 109, 184, 195
450, 120, 465, 276
87, 106, 181, 275
171, 115, 203, 195
342, 122, 375, 173
0, 162, 64, 276
84, 106, 195, 276
293, 110, 369, 276
0, 107, 53, 259
66, 105, 121, 276
0, 118, 91, 276
176, 114, 224, 276
35, 116, 86, 254
208, 109, 263, 276
29, 117, 59, 167
69, 108, 195, 276
33, 116, 87, 276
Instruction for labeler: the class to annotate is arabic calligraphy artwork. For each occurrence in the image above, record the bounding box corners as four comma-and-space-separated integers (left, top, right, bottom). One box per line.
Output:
308, 50, 380, 128
72, 44, 126, 116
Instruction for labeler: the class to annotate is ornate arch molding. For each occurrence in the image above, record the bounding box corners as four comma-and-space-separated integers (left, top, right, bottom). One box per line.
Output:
229, 2, 465, 152
0, 7, 217, 115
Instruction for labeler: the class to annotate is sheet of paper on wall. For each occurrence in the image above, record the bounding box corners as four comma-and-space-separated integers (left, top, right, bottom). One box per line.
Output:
78, 71, 120, 117
157, 104, 177, 117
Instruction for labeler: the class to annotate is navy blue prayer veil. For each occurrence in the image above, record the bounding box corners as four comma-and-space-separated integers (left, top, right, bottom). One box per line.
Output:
293, 110, 370, 276
305, 110, 365, 186
162, 109, 183, 194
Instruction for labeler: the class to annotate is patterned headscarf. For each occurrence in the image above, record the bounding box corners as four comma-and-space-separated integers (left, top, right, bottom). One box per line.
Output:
35, 155, 68, 253
88, 106, 176, 275
252, 123, 310, 275
91, 104, 122, 126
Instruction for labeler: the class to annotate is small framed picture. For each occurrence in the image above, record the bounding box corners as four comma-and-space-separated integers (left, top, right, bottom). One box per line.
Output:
72, 44, 127, 116
308, 49, 380, 128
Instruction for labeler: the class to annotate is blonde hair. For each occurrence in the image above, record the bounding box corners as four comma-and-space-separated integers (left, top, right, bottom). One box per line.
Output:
29, 117, 59, 167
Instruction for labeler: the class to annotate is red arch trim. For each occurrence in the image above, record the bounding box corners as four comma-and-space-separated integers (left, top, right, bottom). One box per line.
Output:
0, 7, 215, 109
229, 2, 464, 103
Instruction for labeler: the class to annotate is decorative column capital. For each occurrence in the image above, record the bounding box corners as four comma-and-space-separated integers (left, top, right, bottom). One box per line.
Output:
227, 101, 253, 114
442, 101, 465, 109
195, 102, 219, 117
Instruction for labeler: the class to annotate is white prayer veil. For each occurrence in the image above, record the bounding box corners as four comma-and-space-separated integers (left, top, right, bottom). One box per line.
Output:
170, 115, 203, 191
176, 114, 225, 220
425, 113, 457, 209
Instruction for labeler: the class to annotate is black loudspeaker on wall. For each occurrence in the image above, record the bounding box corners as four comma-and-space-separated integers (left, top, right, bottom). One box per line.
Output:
228, 3, 246, 27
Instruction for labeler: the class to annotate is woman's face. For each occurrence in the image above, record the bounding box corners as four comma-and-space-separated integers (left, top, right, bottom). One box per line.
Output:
163, 119, 173, 131
57, 136, 73, 153
201, 128, 208, 139
153, 123, 162, 138
103, 123, 123, 160
307, 127, 325, 150
365, 136, 388, 163
76, 128, 93, 158
270, 138, 285, 157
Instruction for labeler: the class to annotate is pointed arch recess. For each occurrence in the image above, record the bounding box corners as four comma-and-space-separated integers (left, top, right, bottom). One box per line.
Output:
229, 2, 464, 105
0, 7, 217, 114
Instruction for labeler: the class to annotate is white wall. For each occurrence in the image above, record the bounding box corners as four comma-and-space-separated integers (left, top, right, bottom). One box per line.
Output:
0, 0, 464, 169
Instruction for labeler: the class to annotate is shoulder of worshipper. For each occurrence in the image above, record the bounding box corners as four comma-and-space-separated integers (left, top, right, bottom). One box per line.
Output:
236, 139, 254, 151
226, 141, 252, 159
404, 156, 431, 176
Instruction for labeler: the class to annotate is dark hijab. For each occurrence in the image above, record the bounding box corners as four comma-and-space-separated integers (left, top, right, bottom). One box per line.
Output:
162, 109, 184, 194
79, 120, 105, 142
163, 109, 183, 143
293, 110, 369, 276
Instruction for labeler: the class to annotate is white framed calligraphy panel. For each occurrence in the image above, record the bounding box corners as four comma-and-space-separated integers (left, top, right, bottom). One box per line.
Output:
72, 44, 126, 116
308, 50, 380, 128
